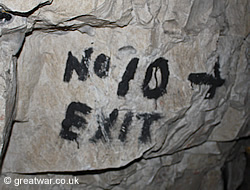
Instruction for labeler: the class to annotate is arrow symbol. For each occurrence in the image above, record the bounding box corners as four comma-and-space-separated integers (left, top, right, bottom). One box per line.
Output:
188, 61, 225, 99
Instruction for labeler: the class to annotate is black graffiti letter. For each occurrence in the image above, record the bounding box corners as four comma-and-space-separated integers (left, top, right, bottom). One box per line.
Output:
63, 48, 93, 82
118, 112, 134, 142
90, 109, 119, 143
117, 58, 139, 97
206, 62, 225, 99
94, 54, 110, 78
142, 58, 170, 99
137, 113, 162, 143
60, 102, 92, 142
188, 61, 225, 99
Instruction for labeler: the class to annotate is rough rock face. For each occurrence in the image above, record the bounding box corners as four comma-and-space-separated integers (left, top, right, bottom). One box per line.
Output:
0, 7, 26, 167
0, 0, 249, 189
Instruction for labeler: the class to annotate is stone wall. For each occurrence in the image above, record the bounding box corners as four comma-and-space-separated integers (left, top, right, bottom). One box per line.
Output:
0, 0, 249, 189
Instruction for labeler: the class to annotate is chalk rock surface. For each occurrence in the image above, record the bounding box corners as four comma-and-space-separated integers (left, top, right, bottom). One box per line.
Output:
0, 0, 249, 189
0, 7, 26, 166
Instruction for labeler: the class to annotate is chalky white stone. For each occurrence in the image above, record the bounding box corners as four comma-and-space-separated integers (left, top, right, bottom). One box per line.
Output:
0, 0, 249, 189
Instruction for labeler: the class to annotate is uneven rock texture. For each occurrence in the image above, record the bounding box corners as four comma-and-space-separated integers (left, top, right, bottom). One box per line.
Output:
0, 0, 249, 189
0, 8, 26, 167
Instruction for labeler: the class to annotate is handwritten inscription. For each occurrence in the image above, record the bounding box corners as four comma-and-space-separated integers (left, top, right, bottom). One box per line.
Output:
142, 57, 170, 100
117, 58, 139, 96
137, 113, 162, 143
188, 61, 225, 99
63, 48, 93, 82
60, 102, 92, 142
63, 48, 170, 99
60, 48, 226, 146
118, 112, 133, 142
90, 109, 119, 143
60, 102, 162, 145
94, 54, 110, 78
